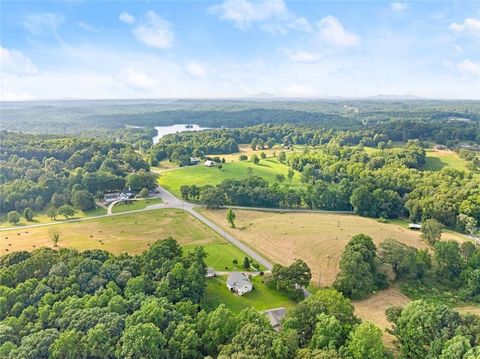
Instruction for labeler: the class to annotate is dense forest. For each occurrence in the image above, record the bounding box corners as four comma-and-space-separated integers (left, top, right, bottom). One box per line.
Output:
0, 237, 478, 358
0, 132, 157, 217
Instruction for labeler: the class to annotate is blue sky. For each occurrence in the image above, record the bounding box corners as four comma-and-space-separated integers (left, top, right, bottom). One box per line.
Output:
1, 0, 479, 100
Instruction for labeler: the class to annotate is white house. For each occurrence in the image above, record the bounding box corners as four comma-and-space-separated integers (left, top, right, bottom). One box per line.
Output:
226, 272, 252, 295
204, 160, 216, 167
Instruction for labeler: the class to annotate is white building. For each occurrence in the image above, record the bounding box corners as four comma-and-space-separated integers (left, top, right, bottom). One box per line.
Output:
204, 160, 216, 167
205, 267, 216, 278
226, 272, 252, 295
408, 223, 422, 230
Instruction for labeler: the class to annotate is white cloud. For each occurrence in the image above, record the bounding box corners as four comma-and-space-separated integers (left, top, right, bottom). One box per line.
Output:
316, 16, 360, 47
77, 22, 96, 32
117, 67, 156, 89
209, 0, 287, 29
289, 51, 322, 63
119, 11, 136, 25
132, 11, 174, 49
390, 2, 409, 12
22, 13, 63, 35
457, 59, 480, 77
209, 0, 312, 34
186, 62, 207, 78
0, 47, 38, 75
449, 18, 480, 37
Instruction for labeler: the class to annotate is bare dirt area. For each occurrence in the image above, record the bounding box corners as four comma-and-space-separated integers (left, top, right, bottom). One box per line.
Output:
200, 209, 464, 285
353, 287, 411, 348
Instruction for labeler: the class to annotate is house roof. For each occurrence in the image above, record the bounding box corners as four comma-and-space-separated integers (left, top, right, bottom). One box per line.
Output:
227, 272, 251, 288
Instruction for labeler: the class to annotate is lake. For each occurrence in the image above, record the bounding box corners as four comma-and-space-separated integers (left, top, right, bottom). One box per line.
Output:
152, 124, 212, 144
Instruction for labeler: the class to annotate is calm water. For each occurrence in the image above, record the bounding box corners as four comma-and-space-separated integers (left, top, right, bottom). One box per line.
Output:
152, 124, 211, 144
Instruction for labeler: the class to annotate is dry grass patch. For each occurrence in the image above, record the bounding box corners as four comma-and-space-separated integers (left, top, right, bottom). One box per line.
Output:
199, 209, 465, 285
353, 287, 410, 348
0, 209, 223, 255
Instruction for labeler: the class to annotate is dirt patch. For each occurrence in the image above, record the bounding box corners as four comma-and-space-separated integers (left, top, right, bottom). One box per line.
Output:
353, 287, 411, 348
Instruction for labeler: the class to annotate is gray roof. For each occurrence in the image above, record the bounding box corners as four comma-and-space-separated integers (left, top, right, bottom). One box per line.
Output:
264, 307, 286, 330
227, 272, 251, 288
206, 267, 215, 276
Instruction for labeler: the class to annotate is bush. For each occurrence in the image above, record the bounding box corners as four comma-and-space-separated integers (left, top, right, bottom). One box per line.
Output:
7, 211, 21, 225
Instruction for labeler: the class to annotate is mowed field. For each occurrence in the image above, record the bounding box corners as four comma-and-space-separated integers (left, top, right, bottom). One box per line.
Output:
0, 209, 246, 270
159, 158, 301, 198
199, 209, 466, 285
422, 149, 470, 172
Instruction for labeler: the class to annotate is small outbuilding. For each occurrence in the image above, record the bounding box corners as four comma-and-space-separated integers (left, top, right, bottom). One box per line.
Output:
204, 160, 216, 167
226, 272, 252, 295
409, 223, 422, 230
264, 307, 286, 331
205, 267, 216, 278
190, 157, 200, 165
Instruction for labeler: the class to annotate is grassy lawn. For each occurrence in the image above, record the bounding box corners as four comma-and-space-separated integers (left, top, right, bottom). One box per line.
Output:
151, 159, 179, 172
158, 157, 301, 198
216, 144, 292, 163
0, 209, 249, 270
422, 149, 472, 173
202, 275, 296, 312
184, 242, 264, 272
0, 206, 107, 228
199, 208, 467, 286
112, 198, 162, 213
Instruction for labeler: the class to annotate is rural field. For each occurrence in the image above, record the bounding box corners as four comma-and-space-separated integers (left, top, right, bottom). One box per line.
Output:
0, 209, 247, 270
214, 144, 292, 163
199, 208, 466, 285
423, 149, 472, 172
159, 157, 301, 197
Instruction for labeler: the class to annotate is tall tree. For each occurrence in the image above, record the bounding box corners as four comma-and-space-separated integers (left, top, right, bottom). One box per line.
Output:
226, 208, 236, 228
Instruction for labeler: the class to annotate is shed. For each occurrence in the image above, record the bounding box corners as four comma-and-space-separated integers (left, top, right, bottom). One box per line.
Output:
264, 307, 286, 331
205, 267, 216, 278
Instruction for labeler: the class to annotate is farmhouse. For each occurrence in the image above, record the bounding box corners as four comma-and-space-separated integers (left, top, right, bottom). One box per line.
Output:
204, 160, 216, 167
226, 272, 252, 295
103, 191, 133, 204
